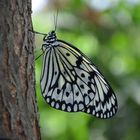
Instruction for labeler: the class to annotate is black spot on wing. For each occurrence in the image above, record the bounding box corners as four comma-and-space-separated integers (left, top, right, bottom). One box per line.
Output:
76, 56, 83, 67
76, 92, 79, 96
57, 89, 61, 94
80, 84, 84, 89
81, 73, 85, 77
66, 92, 69, 97
66, 52, 70, 56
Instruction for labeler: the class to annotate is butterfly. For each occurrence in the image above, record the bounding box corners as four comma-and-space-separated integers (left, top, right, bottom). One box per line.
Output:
35, 30, 118, 119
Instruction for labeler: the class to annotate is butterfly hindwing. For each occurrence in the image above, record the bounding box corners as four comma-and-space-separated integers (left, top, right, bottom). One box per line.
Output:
41, 42, 95, 112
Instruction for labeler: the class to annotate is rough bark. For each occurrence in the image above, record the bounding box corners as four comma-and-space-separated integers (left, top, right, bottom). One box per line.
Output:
0, 0, 41, 140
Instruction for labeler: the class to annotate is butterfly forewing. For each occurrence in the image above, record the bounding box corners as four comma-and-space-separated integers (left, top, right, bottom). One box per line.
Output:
40, 31, 118, 118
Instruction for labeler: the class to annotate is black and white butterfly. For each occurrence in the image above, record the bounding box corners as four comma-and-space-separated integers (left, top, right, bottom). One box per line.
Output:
36, 30, 118, 119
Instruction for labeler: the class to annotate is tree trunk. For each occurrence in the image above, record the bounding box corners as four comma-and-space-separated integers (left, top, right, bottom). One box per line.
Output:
0, 0, 41, 139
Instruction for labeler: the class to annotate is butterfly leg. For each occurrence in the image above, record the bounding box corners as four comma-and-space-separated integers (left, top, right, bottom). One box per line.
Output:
35, 45, 47, 60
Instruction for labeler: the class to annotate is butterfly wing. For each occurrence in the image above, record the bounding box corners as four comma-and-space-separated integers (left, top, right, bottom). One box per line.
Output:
40, 40, 118, 118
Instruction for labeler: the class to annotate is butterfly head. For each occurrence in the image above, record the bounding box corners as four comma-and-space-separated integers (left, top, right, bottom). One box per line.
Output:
44, 30, 57, 45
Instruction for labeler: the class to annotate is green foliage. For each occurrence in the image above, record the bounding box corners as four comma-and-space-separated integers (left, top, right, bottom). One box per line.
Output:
33, 1, 140, 140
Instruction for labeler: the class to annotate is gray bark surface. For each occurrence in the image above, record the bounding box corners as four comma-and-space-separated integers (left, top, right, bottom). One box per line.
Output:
0, 0, 41, 139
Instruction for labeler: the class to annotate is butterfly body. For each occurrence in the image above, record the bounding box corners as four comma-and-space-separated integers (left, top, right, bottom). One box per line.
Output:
40, 30, 118, 119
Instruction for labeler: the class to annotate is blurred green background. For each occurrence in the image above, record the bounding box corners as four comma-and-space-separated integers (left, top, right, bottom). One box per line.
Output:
32, 0, 140, 140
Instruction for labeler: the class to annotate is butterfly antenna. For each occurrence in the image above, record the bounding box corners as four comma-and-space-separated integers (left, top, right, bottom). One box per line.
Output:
54, 9, 59, 32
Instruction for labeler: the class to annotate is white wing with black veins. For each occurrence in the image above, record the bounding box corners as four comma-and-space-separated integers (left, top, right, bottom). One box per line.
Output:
40, 40, 118, 119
